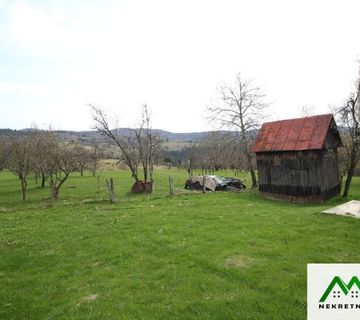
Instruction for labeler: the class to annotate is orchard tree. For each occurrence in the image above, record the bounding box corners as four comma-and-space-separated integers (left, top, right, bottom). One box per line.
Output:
72, 144, 91, 176
89, 142, 101, 177
90, 104, 162, 191
33, 130, 55, 187
134, 104, 162, 183
33, 130, 77, 202
335, 62, 360, 197
184, 143, 197, 177
208, 73, 268, 188
47, 144, 77, 201
0, 138, 9, 171
6, 135, 34, 201
90, 104, 140, 181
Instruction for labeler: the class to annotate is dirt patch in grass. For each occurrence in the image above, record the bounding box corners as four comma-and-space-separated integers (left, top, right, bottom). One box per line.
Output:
0, 207, 16, 213
225, 255, 255, 269
82, 294, 98, 302
77, 294, 99, 306
92, 261, 102, 267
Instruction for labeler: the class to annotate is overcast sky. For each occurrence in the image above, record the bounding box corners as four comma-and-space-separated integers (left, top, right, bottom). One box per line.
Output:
0, 0, 359, 132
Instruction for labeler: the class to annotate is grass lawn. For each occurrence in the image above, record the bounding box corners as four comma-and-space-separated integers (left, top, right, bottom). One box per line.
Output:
0, 168, 359, 319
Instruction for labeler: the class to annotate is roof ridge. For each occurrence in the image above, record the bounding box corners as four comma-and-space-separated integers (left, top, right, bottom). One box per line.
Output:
261, 113, 333, 126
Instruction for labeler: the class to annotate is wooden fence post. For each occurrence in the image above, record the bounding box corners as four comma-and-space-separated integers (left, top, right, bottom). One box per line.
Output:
169, 176, 175, 196
106, 177, 116, 203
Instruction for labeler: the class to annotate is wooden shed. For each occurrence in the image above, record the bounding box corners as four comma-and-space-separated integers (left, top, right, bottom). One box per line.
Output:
251, 114, 342, 202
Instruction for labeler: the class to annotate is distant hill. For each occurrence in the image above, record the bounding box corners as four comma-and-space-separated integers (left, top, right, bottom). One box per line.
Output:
142, 129, 233, 142
0, 128, 234, 143
0, 128, 264, 155
76, 128, 231, 142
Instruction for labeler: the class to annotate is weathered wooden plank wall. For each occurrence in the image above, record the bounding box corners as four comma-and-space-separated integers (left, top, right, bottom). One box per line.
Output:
256, 148, 340, 201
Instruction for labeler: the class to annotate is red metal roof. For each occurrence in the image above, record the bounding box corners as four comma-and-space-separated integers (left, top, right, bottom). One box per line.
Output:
251, 114, 336, 152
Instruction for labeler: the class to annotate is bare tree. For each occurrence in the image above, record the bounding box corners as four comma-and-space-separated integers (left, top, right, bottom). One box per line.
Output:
208, 73, 268, 188
33, 130, 77, 201
334, 63, 360, 197
185, 143, 197, 177
89, 142, 100, 177
179, 131, 249, 176
135, 104, 163, 184
90, 105, 140, 181
33, 130, 55, 187
0, 138, 9, 171
338, 132, 353, 176
47, 143, 77, 201
90, 104, 162, 192
6, 135, 34, 201
72, 144, 91, 176
191, 133, 223, 174
299, 105, 315, 117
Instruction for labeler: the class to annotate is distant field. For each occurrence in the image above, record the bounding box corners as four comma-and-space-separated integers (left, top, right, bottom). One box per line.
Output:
0, 169, 359, 319
163, 140, 192, 151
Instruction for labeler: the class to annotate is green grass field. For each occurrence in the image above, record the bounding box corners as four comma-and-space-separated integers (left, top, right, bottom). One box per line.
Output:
0, 169, 359, 319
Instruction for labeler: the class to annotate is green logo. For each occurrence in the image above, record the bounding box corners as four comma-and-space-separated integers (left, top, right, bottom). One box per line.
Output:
320, 276, 360, 302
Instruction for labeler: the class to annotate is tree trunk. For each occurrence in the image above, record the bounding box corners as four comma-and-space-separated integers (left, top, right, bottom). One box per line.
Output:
20, 178, 27, 201
48, 173, 69, 204
241, 126, 257, 189
246, 151, 257, 188
49, 178, 55, 207
53, 188, 59, 199
343, 149, 357, 197
41, 174, 46, 188
343, 174, 353, 197
250, 169, 257, 189
50, 181, 59, 200
96, 175, 101, 190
